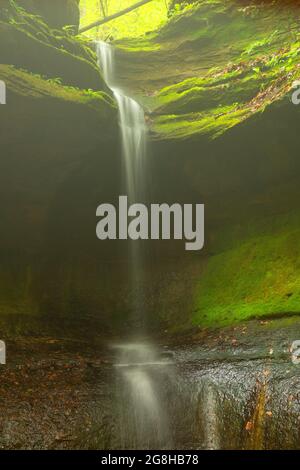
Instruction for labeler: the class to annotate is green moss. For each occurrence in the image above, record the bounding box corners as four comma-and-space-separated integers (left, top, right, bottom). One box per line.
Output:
0, 64, 115, 110
152, 38, 300, 139
114, 36, 161, 52
152, 105, 249, 139
193, 211, 300, 327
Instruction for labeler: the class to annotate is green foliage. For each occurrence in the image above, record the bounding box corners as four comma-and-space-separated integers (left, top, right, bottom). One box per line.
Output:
168, 0, 197, 17
80, 0, 172, 39
242, 31, 279, 57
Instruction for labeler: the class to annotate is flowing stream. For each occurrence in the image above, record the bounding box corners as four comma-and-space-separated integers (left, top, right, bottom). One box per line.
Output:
96, 41, 173, 449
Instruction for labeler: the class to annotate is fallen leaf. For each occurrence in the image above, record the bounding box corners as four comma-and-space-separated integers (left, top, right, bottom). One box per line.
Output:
245, 421, 253, 431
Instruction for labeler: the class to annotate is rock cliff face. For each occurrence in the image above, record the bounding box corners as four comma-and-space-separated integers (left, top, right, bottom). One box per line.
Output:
0, 1, 120, 334
9, 0, 80, 32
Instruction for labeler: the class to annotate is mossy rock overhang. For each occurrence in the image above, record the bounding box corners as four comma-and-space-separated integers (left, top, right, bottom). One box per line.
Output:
113, 0, 300, 141
0, 0, 107, 91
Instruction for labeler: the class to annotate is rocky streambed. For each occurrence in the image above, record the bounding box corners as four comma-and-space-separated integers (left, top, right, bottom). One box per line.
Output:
1, 318, 299, 450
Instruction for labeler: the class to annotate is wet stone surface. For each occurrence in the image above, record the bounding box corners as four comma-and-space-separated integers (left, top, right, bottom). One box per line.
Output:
0, 319, 300, 449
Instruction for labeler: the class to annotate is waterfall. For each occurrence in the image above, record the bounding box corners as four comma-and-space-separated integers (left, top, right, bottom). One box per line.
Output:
96, 41, 172, 450
113, 343, 173, 449
96, 40, 146, 323
96, 41, 146, 203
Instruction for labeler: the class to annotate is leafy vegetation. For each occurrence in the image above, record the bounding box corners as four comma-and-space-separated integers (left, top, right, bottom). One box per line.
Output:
80, 0, 172, 39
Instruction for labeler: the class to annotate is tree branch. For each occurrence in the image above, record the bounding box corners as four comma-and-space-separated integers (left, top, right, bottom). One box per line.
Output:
78, 0, 155, 34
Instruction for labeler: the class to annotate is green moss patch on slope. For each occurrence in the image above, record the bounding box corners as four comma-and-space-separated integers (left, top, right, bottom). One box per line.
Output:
0, 64, 116, 117
193, 211, 300, 327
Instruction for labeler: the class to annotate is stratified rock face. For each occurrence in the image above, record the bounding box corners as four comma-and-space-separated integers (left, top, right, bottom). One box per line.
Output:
16, 0, 80, 33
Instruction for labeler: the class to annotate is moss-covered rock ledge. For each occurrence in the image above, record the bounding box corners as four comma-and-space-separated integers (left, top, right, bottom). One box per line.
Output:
115, 0, 300, 141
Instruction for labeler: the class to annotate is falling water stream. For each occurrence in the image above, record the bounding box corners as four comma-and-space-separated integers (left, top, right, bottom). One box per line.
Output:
96, 40, 147, 323
83, 41, 287, 451
96, 41, 146, 203
96, 41, 173, 449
